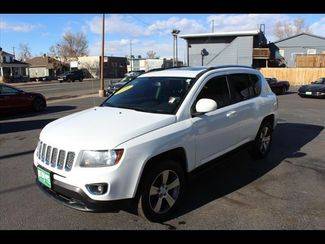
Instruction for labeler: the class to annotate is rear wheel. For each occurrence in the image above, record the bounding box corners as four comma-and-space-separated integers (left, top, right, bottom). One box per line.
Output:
281, 86, 287, 95
137, 160, 186, 222
32, 97, 46, 112
250, 120, 273, 159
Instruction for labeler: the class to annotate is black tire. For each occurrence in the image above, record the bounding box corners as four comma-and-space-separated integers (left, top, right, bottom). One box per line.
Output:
32, 97, 46, 112
281, 86, 286, 95
59, 80, 63, 83
137, 160, 186, 222
250, 120, 273, 159
79, 78, 83, 82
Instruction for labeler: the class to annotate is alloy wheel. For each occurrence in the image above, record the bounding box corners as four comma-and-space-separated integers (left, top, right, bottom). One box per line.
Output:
259, 126, 271, 154
148, 170, 180, 214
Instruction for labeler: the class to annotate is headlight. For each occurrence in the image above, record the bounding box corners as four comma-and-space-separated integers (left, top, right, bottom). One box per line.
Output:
79, 149, 124, 167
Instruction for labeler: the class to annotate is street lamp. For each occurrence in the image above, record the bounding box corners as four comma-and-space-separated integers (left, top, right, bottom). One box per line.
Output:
171, 29, 180, 67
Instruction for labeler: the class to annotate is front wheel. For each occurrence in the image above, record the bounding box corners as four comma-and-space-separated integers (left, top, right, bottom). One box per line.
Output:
250, 121, 273, 159
32, 97, 46, 112
137, 160, 186, 222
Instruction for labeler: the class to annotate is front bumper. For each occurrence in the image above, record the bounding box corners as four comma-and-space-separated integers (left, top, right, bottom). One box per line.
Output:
33, 164, 132, 212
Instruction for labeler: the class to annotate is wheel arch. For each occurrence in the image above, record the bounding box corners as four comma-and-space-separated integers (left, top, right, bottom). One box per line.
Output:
134, 147, 188, 198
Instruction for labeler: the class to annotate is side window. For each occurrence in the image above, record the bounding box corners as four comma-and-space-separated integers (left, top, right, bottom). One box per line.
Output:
227, 73, 255, 103
249, 74, 261, 96
1, 85, 19, 95
195, 76, 231, 110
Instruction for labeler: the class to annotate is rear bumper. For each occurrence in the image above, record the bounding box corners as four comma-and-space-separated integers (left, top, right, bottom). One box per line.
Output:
298, 92, 325, 98
33, 164, 132, 212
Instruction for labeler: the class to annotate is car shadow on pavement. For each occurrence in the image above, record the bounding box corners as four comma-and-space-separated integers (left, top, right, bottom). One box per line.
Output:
167, 122, 324, 220
1, 105, 76, 120
0, 118, 56, 134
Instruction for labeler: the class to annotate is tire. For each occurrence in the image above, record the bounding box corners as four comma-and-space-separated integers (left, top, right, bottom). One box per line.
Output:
250, 120, 273, 159
79, 78, 83, 82
32, 97, 46, 112
281, 86, 286, 95
137, 160, 186, 222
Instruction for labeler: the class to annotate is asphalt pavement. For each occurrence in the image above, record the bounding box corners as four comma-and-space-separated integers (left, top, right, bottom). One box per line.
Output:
0, 90, 324, 229
10, 79, 118, 101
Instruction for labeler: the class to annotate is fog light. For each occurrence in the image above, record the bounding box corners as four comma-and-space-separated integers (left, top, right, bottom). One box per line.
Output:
86, 183, 108, 195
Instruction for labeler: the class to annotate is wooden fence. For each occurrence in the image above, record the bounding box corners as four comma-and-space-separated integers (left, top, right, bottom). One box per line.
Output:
259, 68, 325, 86
295, 54, 325, 68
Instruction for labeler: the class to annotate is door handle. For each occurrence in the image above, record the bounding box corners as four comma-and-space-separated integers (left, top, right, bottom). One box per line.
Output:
226, 111, 237, 117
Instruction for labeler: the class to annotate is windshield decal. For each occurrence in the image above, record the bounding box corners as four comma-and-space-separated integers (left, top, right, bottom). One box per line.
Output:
115, 85, 133, 95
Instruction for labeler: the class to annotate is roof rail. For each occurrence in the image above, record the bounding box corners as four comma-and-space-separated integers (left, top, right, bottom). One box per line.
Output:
209, 65, 253, 69
194, 65, 254, 80
145, 65, 188, 73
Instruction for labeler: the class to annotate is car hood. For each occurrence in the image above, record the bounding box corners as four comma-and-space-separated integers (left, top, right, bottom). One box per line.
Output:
299, 84, 325, 92
40, 106, 176, 150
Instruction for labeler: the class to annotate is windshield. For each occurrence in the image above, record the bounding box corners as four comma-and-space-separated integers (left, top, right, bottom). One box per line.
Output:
314, 78, 325, 84
102, 76, 195, 114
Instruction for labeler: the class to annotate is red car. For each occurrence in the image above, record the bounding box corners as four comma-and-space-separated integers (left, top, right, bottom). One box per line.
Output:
0, 84, 47, 116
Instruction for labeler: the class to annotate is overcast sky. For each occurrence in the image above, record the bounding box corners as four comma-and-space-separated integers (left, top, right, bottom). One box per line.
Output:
1, 14, 325, 61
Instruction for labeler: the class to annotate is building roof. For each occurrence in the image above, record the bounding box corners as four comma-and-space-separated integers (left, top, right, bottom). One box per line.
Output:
180, 30, 261, 39
27, 56, 61, 68
0, 50, 14, 57
274, 32, 325, 43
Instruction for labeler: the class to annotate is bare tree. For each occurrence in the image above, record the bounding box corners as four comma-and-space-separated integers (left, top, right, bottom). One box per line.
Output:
49, 31, 88, 61
274, 18, 312, 40
18, 43, 32, 61
146, 50, 157, 59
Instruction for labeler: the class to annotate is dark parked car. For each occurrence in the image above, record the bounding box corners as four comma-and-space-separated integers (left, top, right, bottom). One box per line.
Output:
265, 77, 290, 95
106, 71, 145, 95
58, 70, 84, 83
298, 78, 325, 98
0, 84, 47, 115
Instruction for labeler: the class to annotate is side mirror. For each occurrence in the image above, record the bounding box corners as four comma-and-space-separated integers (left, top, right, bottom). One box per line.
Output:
193, 98, 217, 116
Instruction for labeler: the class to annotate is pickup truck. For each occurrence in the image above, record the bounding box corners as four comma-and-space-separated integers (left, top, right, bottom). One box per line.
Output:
265, 77, 290, 95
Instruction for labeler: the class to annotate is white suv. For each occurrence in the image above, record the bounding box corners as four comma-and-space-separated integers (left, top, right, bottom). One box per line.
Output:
33, 66, 278, 222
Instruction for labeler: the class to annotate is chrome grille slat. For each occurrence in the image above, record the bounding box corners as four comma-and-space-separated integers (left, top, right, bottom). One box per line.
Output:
51, 148, 58, 167
37, 140, 75, 172
57, 150, 66, 170
41, 143, 47, 161
65, 152, 75, 171
45, 146, 52, 165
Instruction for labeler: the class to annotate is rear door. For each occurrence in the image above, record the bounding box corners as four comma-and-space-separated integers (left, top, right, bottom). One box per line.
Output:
226, 73, 261, 142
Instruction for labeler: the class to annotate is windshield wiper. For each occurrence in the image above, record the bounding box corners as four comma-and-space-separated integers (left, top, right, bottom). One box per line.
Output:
104, 104, 169, 114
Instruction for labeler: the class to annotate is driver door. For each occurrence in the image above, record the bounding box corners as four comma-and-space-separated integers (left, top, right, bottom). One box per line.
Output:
191, 75, 242, 167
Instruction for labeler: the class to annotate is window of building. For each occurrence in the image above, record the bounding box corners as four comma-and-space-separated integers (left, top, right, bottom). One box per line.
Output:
307, 49, 317, 55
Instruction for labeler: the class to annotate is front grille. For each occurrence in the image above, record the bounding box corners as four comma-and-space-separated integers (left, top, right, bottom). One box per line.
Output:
37, 141, 75, 172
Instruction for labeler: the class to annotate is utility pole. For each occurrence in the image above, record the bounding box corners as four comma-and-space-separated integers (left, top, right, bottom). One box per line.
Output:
211, 20, 215, 32
130, 39, 133, 72
99, 13, 105, 97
